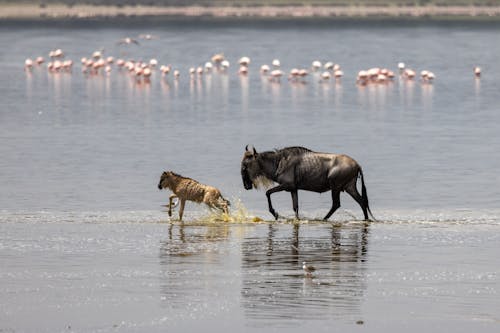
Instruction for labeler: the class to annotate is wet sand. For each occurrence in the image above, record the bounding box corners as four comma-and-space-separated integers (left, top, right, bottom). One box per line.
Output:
2, 4, 500, 20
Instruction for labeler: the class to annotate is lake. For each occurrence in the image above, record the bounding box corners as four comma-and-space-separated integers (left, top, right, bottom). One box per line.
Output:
0, 20, 499, 332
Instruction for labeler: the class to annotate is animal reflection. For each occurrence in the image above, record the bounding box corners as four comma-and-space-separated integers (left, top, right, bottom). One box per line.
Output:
158, 223, 232, 310
241, 223, 369, 321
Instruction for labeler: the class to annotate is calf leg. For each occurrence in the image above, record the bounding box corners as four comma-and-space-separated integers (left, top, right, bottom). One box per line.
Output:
324, 189, 341, 221
178, 199, 186, 221
168, 194, 178, 217
345, 181, 369, 220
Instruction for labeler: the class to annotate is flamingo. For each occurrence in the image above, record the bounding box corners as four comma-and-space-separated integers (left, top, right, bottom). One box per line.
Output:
474, 66, 481, 78
211, 53, 224, 65
48, 49, 64, 59
334, 70, 343, 79
118, 37, 139, 45
398, 62, 405, 73
269, 69, 283, 82
24, 58, 33, 71
53, 60, 62, 72
116, 59, 125, 68
356, 70, 369, 85
288, 68, 300, 81
324, 61, 334, 70
421, 70, 435, 83
312, 60, 321, 71
160, 65, 171, 76
239, 56, 250, 66
221, 60, 230, 71
272, 59, 280, 68
204, 62, 213, 72
260, 64, 270, 74
138, 34, 157, 40
92, 50, 102, 59
320, 71, 331, 81
143, 67, 152, 82
404, 69, 416, 80
62, 60, 73, 72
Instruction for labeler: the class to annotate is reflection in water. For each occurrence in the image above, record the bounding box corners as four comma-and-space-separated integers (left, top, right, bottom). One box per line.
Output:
421, 82, 434, 111
156, 223, 250, 324
158, 223, 232, 310
474, 77, 481, 99
241, 223, 369, 324
240, 75, 249, 114
160, 223, 230, 257
400, 78, 415, 108
334, 83, 343, 111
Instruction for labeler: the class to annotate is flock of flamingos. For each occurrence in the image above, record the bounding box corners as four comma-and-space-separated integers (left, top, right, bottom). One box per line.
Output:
23, 37, 482, 86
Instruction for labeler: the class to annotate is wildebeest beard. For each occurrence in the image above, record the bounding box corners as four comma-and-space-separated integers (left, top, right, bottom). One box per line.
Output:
251, 175, 275, 189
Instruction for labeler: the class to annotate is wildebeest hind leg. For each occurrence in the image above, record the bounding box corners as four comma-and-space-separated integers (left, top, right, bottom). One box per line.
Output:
324, 190, 341, 221
345, 182, 369, 220
291, 190, 299, 220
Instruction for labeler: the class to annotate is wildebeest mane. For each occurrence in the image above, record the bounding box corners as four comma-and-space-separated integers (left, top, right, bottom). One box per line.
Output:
274, 146, 313, 158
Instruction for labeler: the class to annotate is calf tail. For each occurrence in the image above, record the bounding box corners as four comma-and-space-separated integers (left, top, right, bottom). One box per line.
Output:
359, 169, 376, 221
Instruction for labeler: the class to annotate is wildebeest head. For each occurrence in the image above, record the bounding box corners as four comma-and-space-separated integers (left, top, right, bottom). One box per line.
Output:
241, 145, 261, 190
158, 171, 173, 190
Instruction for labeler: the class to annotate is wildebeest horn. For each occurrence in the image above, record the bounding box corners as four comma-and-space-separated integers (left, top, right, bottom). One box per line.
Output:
245, 145, 257, 155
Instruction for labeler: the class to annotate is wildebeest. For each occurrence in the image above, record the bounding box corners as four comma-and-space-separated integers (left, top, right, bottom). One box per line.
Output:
158, 171, 230, 221
240, 146, 374, 221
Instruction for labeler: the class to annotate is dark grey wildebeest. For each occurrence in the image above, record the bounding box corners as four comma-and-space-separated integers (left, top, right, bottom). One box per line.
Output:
240, 146, 374, 221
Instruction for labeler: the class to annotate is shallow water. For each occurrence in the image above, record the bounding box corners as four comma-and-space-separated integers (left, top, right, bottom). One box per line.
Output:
1, 21, 500, 332
1, 217, 499, 332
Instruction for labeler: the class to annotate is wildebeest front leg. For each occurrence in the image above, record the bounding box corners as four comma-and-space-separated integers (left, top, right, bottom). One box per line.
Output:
291, 190, 299, 220
324, 189, 341, 220
168, 194, 178, 217
266, 184, 288, 220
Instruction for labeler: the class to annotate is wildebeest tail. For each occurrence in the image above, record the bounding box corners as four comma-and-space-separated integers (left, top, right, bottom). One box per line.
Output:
359, 169, 376, 221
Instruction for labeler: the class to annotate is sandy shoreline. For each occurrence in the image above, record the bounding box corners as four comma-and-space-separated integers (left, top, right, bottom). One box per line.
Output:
2, 4, 500, 20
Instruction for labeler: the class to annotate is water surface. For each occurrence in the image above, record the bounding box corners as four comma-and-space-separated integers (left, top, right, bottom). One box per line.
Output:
0, 21, 499, 332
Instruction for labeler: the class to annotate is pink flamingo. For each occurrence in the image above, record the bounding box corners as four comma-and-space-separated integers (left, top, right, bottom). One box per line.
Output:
474, 66, 481, 78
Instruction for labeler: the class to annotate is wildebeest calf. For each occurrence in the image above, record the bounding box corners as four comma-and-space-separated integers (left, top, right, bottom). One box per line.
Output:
158, 171, 230, 221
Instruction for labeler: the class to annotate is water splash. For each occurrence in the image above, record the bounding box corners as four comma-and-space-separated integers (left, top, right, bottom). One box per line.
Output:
195, 198, 265, 224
